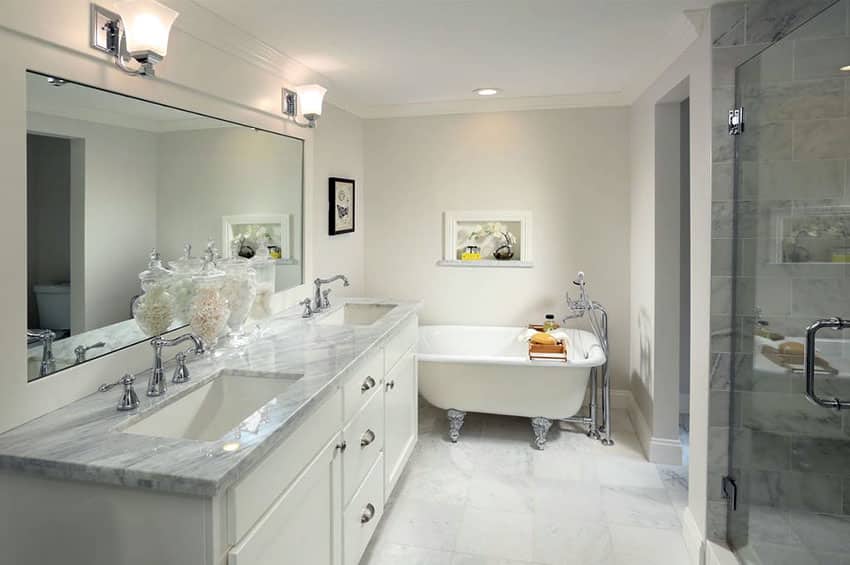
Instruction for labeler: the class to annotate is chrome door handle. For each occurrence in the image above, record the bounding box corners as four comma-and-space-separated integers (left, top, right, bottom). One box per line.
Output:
361, 376, 376, 393
804, 317, 850, 410
360, 429, 376, 448
386, 380, 395, 391
360, 503, 376, 524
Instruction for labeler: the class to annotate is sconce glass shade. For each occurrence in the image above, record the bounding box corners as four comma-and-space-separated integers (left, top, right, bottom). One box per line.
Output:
296, 84, 327, 118
114, 0, 179, 60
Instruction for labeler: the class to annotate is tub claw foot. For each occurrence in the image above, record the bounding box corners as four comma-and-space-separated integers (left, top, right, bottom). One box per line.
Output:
531, 417, 552, 450
447, 409, 466, 443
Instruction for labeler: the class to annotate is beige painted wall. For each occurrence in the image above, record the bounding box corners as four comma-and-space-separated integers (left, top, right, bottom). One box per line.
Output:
628, 20, 712, 556
364, 109, 631, 387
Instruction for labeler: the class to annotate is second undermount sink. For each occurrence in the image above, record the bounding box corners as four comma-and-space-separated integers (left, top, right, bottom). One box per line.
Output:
123, 370, 301, 442
317, 303, 397, 326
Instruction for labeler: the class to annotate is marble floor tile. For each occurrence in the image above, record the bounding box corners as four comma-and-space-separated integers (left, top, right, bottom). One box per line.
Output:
450, 553, 545, 565
532, 478, 605, 523
601, 486, 681, 529
532, 516, 614, 565
377, 497, 465, 551
362, 542, 454, 565
595, 458, 665, 489
609, 524, 690, 564
467, 472, 534, 513
456, 507, 535, 562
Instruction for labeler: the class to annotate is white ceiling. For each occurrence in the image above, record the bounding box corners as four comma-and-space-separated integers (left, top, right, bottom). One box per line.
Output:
194, 0, 714, 117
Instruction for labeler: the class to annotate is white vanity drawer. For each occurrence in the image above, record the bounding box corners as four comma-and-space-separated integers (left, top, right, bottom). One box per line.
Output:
343, 454, 384, 565
343, 349, 384, 423
342, 386, 384, 506
227, 388, 343, 545
384, 315, 418, 374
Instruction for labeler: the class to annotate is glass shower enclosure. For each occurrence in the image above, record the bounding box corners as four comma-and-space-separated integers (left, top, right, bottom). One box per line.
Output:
726, 1, 850, 562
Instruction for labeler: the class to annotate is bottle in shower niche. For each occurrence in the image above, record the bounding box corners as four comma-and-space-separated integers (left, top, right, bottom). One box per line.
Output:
190, 247, 230, 348
132, 250, 176, 337
543, 314, 558, 332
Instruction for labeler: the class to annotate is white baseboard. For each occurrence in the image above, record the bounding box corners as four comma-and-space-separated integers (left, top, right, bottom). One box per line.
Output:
682, 506, 705, 565
627, 392, 684, 465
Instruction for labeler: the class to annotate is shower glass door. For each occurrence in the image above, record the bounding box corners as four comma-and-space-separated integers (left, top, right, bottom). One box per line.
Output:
728, 2, 850, 562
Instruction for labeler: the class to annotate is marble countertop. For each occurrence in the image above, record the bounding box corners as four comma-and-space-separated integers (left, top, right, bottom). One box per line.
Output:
1, 298, 421, 497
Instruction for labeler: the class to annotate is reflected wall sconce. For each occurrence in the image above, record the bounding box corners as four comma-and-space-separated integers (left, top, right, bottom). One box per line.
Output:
90, 0, 179, 77
282, 84, 327, 128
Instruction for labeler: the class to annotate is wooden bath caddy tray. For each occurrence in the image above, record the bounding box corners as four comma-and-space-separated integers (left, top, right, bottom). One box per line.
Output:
761, 345, 837, 375
527, 325, 567, 362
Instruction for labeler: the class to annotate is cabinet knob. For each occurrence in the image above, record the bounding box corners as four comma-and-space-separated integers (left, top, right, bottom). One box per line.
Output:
386, 380, 395, 391
360, 503, 376, 524
360, 429, 376, 448
361, 376, 376, 393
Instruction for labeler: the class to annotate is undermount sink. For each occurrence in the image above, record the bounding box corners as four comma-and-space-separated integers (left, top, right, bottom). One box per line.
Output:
123, 370, 301, 442
317, 303, 397, 326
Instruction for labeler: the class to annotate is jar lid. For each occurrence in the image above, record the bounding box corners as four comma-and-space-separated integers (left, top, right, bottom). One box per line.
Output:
139, 249, 173, 283
192, 242, 225, 281
545, 314, 555, 320
169, 243, 204, 273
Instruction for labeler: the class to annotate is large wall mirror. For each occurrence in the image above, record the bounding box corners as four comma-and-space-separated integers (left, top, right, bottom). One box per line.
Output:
25, 71, 304, 382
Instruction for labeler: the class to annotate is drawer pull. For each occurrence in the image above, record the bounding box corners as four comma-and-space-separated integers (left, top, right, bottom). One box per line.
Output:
361, 376, 376, 393
360, 429, 376, 448
360, 503, 376, 524
386, 380, 395, 391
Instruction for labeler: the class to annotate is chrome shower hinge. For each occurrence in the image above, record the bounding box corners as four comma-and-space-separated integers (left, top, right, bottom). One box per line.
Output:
728, 107, 744, 136
722, 475, 738, 511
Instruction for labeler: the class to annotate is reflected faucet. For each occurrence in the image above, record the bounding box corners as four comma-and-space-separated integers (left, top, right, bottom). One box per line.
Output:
313, 275, 350, 312
147, 334, 205, 397
27, 329, 56, 378
75, 341, 106, 364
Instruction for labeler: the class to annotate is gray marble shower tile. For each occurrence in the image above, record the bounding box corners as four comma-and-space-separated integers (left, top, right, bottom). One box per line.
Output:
740, 121, 794, 162
750, 543, 844, 565
791, 436, 850, 473
711, 277, 734, 315
736, 276, 792, 317
794, 37, 850, 81
710, 389, 740, 427
737, 39, 795, 84
712, 202, 735, 237
792, 278, 850, 318
712, 237, 736, 278
707, 500, 730, 543
712, 2, 747, 46
713, 86, 736, 163
744, 469, 843, 513
708, 426, 732, 468
746, 0, 839, 43
741, 79, 846, 123
713, 44, 773, 87
742, 159, 845, 201
794, 118, 850, 159
713, 162, 735, 200
741, 391, 844, 437
711, 314, 735, 353
789, 511, 850, 553
711, 352, 733, 390
750, 430, 793, 471
744, 504, 802, 545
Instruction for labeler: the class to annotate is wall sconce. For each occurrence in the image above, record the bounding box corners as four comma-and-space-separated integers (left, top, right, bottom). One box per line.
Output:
282, 84, 328, 128
90, 0, 179, 77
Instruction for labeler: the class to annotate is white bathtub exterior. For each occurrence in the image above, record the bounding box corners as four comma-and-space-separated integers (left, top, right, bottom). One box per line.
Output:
418, 326, 606, 420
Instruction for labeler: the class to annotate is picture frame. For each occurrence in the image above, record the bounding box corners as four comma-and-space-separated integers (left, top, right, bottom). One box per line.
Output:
329, 177, 355, 235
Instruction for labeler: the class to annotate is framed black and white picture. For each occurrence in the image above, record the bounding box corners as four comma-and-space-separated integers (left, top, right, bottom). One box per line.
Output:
329, 177, 355, 235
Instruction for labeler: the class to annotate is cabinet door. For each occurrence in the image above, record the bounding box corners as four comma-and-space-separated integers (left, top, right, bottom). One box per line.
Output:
228, 435, 343, 565
384, 348, 418, 497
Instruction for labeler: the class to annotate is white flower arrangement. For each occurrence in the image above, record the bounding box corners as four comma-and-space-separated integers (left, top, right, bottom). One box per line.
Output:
232, 226, 272, 259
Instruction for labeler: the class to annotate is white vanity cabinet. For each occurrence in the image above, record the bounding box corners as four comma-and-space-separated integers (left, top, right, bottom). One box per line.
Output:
0, 314, 419, 565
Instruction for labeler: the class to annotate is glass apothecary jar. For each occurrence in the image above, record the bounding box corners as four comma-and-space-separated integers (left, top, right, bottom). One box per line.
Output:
132, 250, 176, 337
168, 243, 204, 325
250, 245, 276, 320
219, 256, 257, 344
190, 254, 230, 348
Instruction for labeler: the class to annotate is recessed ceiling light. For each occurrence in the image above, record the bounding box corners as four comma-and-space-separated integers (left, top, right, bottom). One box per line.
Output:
841, 65, 850, 72
473, 88, 502, 97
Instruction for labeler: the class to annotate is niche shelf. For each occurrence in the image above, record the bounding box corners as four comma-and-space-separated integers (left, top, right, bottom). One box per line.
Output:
441, 210, 533, 268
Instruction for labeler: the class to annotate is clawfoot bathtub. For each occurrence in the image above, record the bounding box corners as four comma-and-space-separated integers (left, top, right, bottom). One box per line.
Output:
417, 326, 606, 449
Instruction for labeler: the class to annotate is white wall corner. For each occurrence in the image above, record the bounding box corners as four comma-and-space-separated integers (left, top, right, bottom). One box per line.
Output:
683, 9, 707, 36
627, 392, 683, 465
683, 506, 707, 565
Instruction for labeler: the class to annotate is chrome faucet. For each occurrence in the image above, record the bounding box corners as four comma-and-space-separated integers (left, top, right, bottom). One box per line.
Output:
75, 341, 106, 364
27, 329, 56, 378
147, 334, 205, 397
300, 297, 314, 318
313, 275, 350, 312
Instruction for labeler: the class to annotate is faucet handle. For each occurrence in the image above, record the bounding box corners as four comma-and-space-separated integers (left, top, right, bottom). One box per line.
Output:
117, 374, 140, 412
300, 298, 314, 318
322, 288, 332, 309
172, 351, 190, 384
